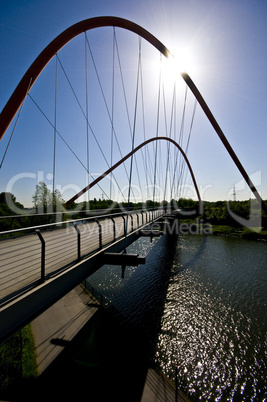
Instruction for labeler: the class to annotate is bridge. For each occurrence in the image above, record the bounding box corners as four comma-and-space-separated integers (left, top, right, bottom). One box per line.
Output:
0, 16, 266, 346
0, 207, 170, 342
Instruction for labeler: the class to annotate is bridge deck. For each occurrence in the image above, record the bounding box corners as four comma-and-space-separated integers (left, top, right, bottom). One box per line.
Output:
0, 209, 165, 343
0, 210, 161, 305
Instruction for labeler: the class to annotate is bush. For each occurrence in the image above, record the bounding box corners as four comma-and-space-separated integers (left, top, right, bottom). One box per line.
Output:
0, 325, 37, 392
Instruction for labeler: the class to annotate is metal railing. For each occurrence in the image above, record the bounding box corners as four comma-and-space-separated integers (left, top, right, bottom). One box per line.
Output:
0, 208, 166, 306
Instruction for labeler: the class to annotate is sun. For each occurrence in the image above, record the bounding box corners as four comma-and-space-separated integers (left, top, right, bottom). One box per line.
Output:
162, 46, 196, 84
173, 46, 195, 74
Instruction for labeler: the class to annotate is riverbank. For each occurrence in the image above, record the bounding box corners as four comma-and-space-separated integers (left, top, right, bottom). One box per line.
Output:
178, 218, 267, 241
211, 224, 267, 240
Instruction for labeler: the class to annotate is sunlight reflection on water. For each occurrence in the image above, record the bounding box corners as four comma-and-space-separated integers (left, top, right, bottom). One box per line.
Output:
154, 235, 267, 401
87, 234, 267, 401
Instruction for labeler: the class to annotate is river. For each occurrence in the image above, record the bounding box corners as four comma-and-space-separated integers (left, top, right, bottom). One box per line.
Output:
86, 233, 267, 401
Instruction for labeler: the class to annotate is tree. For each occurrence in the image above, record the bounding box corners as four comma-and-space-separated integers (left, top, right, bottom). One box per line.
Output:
0, 192, 24, 215
33, 182, 52, 213
0, 192, 26, 231
32, 182, 64, 213
52, 189, 65, 211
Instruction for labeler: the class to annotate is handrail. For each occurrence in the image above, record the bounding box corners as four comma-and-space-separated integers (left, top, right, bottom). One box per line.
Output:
0, 208, 166, 307
0, 207, 165, 237
0, 206, 153, 220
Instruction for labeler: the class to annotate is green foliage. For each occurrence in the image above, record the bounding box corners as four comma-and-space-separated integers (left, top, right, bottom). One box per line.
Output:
178, 198, 199, 210
21, 326, 38, 379
32, 181, 64, 213
211, 225, 240, 236
0, 193, 30, 232
0, 325, 37, 392
203, 200, 245, 226
0, 192, 24, 216
202, 199, 267, 229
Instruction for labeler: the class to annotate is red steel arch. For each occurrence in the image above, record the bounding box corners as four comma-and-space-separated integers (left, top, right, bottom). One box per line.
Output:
65, 136, 202, 208
0, 16, 170, 140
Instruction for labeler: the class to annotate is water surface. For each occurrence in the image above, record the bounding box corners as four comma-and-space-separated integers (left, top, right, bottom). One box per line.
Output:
87, 234, 267, 401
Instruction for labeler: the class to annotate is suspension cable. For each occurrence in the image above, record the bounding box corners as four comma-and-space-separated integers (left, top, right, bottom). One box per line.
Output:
27, 93, 110, 200
114, 29, 151, 200
133, 39, 143, 202
170, 84, 188, 198
160, 68, 172, 202
52, 54, 58, 207
164, 82, 176, 201
127, 36, 141, 211
110, 28, 115, 200
152, 53, 162, 207
56, 52, 126, 202
140, 48, 151, 200
0, 78, 32, 170
178, 98, 197, 199
85, 33, 90, 203
177, 84, 188, 178
112, 29, 140, 202
85, 35, 130, 182
57, 55, 109, 168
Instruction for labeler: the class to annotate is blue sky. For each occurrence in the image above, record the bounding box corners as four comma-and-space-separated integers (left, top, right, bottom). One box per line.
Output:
0, 0, 267, 207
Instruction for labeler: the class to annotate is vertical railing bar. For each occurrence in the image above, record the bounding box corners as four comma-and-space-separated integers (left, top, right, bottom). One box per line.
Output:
129, 214, 133, 232
73, 223, 81, 261
121, 215, 126, 236
36, 229, 45, 283
110, 216, 116, 241
95, 219, 102, 249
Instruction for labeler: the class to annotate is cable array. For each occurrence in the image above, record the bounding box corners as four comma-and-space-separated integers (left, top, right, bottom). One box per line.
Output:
0, 24, 197, 210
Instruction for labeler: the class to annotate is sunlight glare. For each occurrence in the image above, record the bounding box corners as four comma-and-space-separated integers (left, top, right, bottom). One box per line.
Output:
163, 46, 196, 84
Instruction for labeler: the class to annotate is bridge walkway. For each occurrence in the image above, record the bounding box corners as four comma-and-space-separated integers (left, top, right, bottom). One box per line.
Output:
0, 209, 167, 344
0, 210, 158, 305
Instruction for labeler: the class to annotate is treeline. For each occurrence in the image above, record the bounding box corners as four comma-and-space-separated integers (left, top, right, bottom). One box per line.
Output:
70, 198, 164, 214
1, 182, 267, 232
0, 193, 24, 217
178, 198, 267, 229
0, 181, 165, 231
0, 193, 30, 232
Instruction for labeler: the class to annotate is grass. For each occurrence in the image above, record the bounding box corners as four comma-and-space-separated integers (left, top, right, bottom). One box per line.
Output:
205, 224, 267, 240
178, 219, 267, 240
0, 324, 38, 393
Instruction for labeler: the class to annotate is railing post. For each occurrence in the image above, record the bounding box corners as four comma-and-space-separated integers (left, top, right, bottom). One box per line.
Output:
129, 214, 133, 232
110, 217, 116, 241
141, 211, 144, 226
36, 229, 45, 283
121, 215, 126, 236
73, 223, 81, 261
95, 219, 102, 249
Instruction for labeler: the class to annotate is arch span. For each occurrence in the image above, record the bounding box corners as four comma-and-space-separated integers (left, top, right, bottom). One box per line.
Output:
0, 16, 170, 140
65, 136, 202, 209
182, 73, 267, 215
